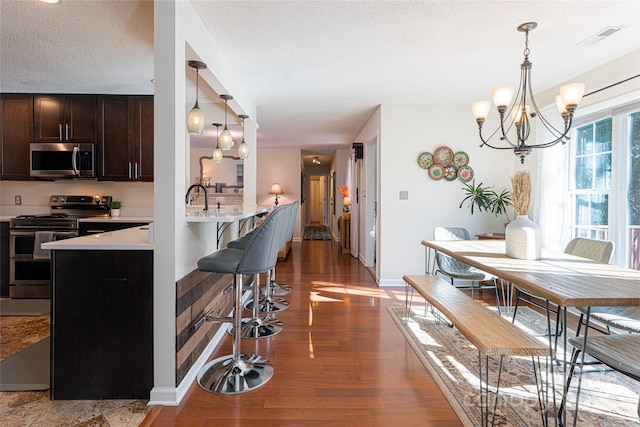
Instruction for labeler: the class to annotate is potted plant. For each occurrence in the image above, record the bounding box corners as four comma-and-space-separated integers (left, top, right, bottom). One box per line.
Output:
459, 179, 513, 221
109, 200, 122, 217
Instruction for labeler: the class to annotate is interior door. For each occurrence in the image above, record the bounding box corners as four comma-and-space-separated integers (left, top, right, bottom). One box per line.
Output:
310, 176, 324, 225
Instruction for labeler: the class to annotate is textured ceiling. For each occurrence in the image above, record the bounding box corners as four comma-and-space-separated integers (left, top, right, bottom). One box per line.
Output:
1, 0, 639, 162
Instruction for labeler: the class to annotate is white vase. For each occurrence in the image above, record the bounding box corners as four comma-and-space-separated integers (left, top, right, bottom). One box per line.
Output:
111, 208, 120, 217
505, 215, 541, 260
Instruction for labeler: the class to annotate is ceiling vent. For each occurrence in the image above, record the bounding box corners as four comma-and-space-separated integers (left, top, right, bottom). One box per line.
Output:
578, 26, 624, 46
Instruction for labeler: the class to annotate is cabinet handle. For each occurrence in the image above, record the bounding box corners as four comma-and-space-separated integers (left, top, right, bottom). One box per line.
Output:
59, 124, 63, 141
65, 124, 70, 141
128, 162, 132, 179
134, 162, 139, 180
68, 124, 72, 140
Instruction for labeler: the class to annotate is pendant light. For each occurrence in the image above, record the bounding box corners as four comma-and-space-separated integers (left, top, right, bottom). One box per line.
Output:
218, 94, 234, 150
187, 60, 207, 135
238, 114, 250, 160
212, 123, 223, 163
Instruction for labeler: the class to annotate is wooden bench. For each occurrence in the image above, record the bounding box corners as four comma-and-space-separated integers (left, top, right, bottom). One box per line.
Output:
403, 275, 550, 426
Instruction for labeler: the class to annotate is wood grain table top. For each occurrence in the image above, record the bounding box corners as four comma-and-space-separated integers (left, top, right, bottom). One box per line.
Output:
422, 240, 640, 308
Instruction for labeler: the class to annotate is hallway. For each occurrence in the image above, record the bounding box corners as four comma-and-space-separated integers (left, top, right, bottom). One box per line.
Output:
148, 239, 462, 426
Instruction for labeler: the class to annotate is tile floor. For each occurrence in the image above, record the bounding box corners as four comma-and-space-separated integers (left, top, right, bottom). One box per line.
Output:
0, 309, 153, 426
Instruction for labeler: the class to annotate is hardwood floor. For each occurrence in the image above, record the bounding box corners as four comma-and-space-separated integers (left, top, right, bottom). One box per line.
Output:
149, 239, 463, 426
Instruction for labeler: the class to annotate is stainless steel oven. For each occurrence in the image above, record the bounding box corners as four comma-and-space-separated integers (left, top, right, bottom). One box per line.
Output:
8, 195, 111, 298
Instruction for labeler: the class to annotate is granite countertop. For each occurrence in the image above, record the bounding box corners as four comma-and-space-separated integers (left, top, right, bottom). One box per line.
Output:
185, 205, 272, 223
42, 225, 153, 250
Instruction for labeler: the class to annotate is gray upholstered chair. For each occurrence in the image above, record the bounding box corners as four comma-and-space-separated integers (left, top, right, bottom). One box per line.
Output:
196, 204, 287, 394
512, 237, 615, 335
433, 227, 501, 313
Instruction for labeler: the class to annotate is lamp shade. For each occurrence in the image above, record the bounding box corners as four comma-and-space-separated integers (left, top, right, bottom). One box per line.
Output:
559, 83, 585, 107
219, 128, 234, 150
187, 104, 204, 135
269, 183, 284, 195
238, 141, 249, 159
471, 101, 491, 120
492, 86, 514, 108
213, 147, 223, 163
343, 196, 351, 206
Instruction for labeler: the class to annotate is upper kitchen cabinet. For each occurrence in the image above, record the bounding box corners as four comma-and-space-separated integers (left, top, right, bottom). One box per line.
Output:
134, 96, 154, 181
1, 93, 33, 180
34, 95, 96, 143
97, 95, 153, 181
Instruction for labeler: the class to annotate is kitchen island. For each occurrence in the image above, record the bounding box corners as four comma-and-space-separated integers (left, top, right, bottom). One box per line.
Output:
42, 226, 153, 399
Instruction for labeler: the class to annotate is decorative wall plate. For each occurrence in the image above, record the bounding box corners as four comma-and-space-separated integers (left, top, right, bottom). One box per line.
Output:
443, 165, 458, 181
457, 165, 474, 182
433, 146, 454, 165
453, 151, 469, 167
428, 164, 445, 180
417, 152, 434, 169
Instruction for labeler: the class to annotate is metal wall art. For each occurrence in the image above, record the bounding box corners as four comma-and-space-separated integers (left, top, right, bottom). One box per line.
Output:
417, 145, 474, 182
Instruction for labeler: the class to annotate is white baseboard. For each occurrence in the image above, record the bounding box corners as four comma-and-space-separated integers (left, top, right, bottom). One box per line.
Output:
148, 291, 250, 406
377, 278, 406, 287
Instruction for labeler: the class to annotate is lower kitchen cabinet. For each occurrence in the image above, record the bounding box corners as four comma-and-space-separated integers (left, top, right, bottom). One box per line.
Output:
1, 222, 9, 297
79, 221, 149, 236
51, 250, 152, 399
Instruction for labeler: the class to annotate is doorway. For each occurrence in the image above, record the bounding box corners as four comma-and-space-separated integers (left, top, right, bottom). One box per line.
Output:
309, 175, 326, 226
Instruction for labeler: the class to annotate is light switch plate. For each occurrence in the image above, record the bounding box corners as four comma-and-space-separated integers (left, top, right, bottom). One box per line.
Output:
399, 191, 408, 200
15, 195, 21, 205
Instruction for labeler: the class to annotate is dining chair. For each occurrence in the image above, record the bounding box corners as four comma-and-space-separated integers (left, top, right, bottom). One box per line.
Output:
433, 227, 501, 314
512, 237, 615, 339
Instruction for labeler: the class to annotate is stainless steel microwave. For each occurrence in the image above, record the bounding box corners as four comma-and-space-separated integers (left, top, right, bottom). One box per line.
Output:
30, 142, 96, 178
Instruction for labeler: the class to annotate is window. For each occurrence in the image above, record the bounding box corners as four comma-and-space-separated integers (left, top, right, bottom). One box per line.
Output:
569, 106, 640, 268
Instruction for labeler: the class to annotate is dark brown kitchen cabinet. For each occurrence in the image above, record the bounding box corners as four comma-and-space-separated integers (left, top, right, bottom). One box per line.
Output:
51, 250, 153, 399
1, 222, 9, 297
79, 221, 149, 236
1, 93, 33, 180
98, 95, 153, 181
33, 94, 96, 143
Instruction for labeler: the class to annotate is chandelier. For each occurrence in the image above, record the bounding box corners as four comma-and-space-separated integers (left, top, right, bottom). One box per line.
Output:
471, 22, 585, 163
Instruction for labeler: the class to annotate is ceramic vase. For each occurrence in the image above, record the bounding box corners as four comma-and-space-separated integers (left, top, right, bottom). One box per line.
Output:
505, 215, 541, 260
111, 208, 121, 217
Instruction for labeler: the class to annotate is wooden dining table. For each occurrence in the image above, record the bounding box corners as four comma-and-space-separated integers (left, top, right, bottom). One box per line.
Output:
422, 239, 640, 426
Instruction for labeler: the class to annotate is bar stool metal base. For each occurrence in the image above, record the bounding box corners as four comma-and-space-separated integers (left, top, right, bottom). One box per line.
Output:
197, 353, 274, 395
270, 281, 292, 296
230, 316, 284, 339
245, 296, 290, 313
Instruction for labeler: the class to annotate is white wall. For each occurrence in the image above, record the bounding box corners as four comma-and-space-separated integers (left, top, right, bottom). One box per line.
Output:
153, 0, 257, 405
256, 147, 302, 241
0, 181, 153, 217
375, 104, 515, 286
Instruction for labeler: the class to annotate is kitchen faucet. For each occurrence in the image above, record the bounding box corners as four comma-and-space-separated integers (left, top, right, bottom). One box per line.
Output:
185, 184, 209, 211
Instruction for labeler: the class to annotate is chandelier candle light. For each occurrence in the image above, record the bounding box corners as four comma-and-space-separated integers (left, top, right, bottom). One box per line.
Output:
471, 22, 586, 164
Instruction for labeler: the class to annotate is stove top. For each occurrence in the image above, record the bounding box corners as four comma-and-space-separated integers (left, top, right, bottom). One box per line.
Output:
10, 195, 112, 229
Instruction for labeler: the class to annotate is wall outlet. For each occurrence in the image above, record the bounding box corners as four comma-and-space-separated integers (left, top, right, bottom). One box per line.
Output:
15, 195, 22, 205
399, 191, 409, 200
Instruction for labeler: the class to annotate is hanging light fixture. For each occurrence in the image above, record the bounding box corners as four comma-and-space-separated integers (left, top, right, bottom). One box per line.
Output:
238, 114, 250, 160
186, 60, 207, 135
472, 22, 585, 163
212, 123, 223, 163
218, 94, 234, 150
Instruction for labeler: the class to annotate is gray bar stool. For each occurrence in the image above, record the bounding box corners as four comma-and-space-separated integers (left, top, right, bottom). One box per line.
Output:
268, 200, 298, 296
196, 204, 286, 394
235, 204, 295, 339
228, 203, 296, 314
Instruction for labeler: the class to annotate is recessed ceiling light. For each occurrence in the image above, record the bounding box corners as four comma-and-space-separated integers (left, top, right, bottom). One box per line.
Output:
39, 0, 62, 4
